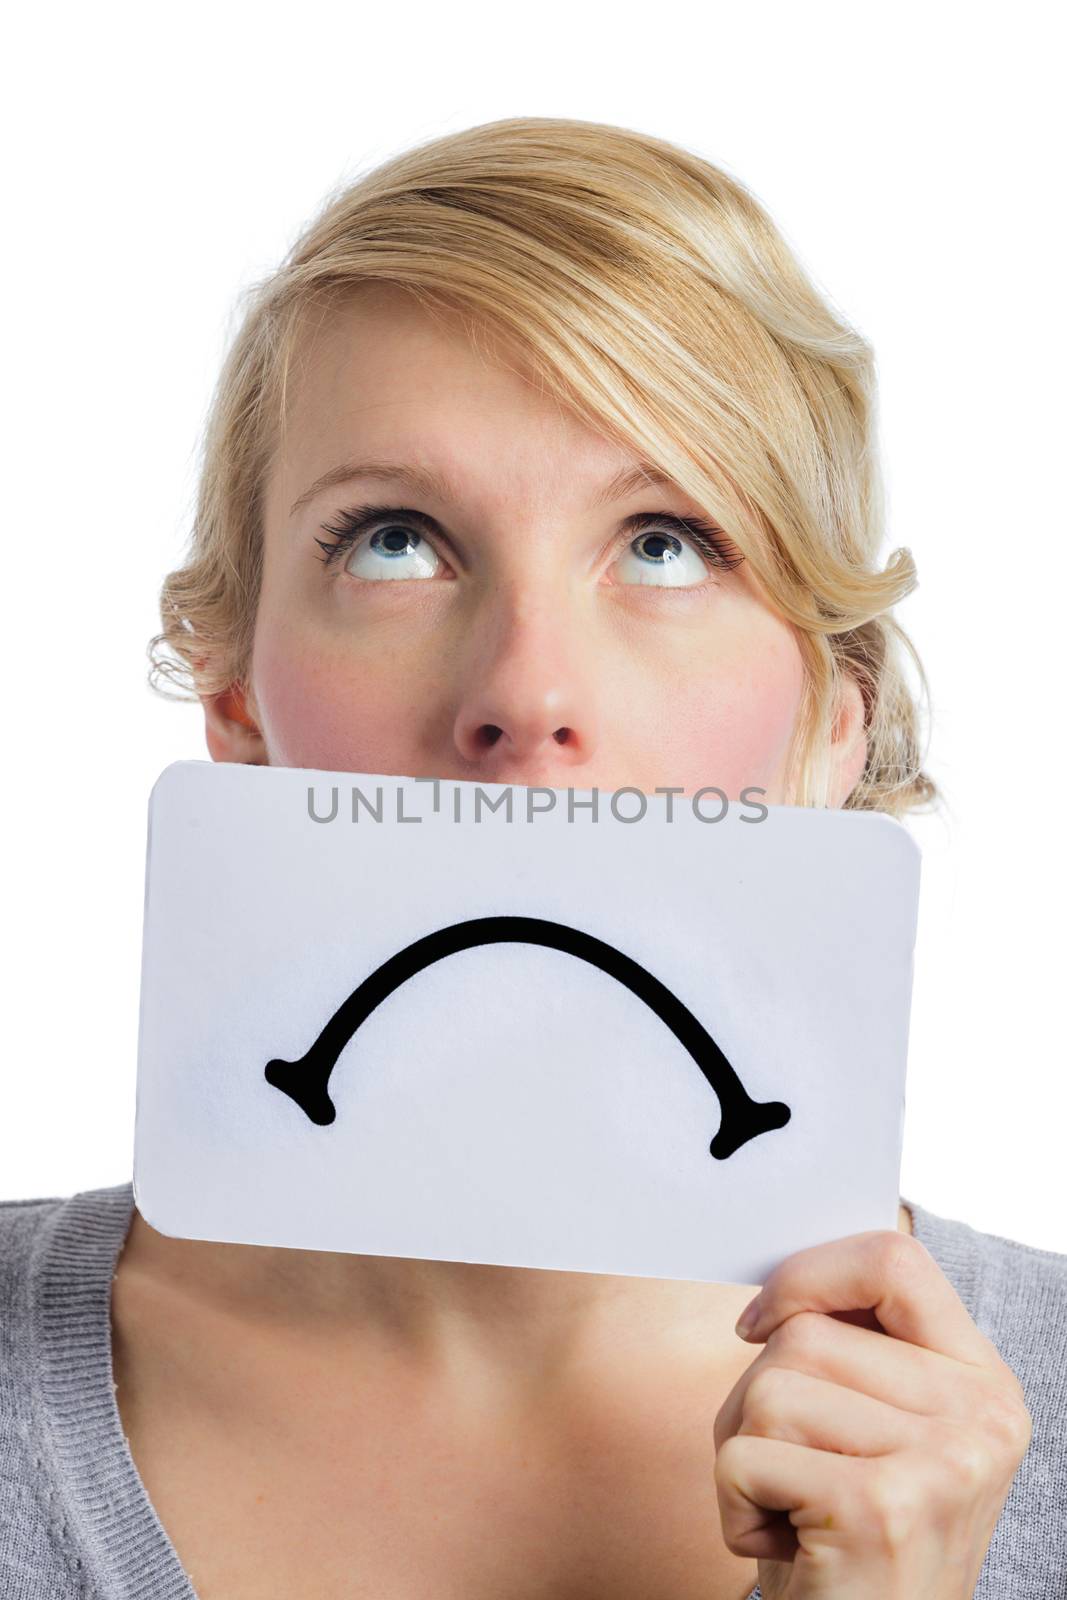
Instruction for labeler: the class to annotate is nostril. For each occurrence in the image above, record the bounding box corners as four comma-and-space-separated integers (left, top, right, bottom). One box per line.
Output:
473, 724, 572, 749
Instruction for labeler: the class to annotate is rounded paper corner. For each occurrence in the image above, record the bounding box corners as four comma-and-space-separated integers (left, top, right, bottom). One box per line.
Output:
856, 809, 923, 877
147, 758, 214, 819
131, 1164, 180, 1239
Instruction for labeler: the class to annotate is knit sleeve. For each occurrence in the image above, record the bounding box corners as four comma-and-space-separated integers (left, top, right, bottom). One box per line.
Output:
909, 1198, 1067, 1593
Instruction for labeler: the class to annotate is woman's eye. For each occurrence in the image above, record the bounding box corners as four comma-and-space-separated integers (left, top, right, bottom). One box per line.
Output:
339, 524, 442, 581
612, 528, 716, 588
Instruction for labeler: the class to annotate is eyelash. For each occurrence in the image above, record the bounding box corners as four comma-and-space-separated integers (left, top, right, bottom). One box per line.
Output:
313, 504, 745, 578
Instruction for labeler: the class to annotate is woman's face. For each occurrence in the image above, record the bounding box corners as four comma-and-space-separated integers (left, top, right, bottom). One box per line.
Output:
206, 284, 865, 804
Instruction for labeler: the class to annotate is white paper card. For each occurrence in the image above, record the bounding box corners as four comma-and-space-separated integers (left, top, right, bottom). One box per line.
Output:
133, 760, 921, 1285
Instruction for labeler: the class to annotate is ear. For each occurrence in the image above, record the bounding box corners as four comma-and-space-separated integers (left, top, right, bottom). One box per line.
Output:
827, 672, 868, 807
202, 681, 268, 765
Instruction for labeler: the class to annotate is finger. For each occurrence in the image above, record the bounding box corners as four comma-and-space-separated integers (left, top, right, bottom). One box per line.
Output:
716, 1433, 953, 1568
714, 1311, 1010, 1448
730, 1364, 920, 1456
715, 1435, 942, 1568
735, 1231, 999, 1368
715, 1433, 860, 1564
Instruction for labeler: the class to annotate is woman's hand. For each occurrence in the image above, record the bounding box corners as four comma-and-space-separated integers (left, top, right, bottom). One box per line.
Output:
712, 1230, 1033, 1599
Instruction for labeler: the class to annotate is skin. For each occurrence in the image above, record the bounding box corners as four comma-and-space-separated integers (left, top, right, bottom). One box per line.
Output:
114, 284, 1032, 1597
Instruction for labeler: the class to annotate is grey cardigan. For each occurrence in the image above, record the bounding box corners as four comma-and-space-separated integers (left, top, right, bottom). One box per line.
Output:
1, 1182, 1065, 1598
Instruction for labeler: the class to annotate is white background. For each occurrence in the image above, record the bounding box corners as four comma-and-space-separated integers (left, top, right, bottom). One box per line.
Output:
2, 2, 1063, 1252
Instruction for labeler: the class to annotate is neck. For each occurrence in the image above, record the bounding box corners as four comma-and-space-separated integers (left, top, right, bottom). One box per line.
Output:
119, 1203, 913, 1378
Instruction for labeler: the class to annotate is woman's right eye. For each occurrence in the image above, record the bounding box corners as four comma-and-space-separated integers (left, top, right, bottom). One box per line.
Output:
315, 516, 443, 581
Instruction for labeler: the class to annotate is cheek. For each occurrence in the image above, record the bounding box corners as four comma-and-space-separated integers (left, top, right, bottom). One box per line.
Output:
250, 624, 416, 773
645, 619, 806, 797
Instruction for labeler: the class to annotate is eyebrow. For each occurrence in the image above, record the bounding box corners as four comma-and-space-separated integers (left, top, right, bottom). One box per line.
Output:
288, 459, 677, 518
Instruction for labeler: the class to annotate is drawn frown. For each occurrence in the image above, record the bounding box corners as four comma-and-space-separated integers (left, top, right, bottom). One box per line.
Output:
264, 915, 791, 1161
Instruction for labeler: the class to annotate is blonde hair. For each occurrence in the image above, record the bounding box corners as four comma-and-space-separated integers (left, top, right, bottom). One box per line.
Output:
148, 115, 939, 817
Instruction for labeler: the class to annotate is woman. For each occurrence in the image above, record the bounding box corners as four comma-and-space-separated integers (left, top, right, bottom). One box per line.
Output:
2, 117, 1064, 1600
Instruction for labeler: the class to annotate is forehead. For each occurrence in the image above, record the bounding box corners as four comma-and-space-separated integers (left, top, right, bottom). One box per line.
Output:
268, 285, 665, 519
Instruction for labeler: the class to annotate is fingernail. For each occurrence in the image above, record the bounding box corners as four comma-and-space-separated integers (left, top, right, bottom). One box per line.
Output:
735, 1296, 761, 1339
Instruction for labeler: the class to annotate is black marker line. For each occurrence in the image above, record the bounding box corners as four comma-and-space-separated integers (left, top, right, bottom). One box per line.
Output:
264, 915, 791, 1160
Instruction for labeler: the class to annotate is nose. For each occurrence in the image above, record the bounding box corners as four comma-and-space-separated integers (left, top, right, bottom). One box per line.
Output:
451, 584, 599, 781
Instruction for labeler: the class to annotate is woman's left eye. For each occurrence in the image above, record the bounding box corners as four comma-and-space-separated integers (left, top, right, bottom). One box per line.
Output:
612, 522, 730, 588
314, 507, 743, 588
